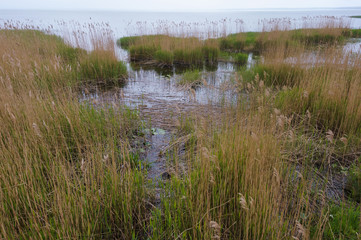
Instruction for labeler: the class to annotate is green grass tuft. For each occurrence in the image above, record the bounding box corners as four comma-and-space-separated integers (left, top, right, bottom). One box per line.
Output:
321, 203, 360, 239
116, 36, 139, 49
235, 53, 248, 65
79, 50, 127, 86
154, 49, 174, 65
178, 70, 202, 87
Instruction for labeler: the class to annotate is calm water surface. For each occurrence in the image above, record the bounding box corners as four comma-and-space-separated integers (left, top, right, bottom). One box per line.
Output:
1, 9, 361, 38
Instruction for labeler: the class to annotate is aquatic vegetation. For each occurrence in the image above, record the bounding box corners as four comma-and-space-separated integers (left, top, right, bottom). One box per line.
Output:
219, 31, 260, 52
292, 28, 346, 45
79, 50, 127, 86
154, 49, 174, 65
343, 28, 361, 38
129, 45, 158, 61
119, 35, 219, 66
118, 24, 356, 69
177, 69, 202, 87
116, 35, 138, 49
235, 52, 248, 65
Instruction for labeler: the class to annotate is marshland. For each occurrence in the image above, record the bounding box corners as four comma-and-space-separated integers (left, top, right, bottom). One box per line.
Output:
1, 9, 361, 240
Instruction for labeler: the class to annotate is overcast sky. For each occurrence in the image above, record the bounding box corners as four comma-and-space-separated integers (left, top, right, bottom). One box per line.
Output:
1, 0, 361, 11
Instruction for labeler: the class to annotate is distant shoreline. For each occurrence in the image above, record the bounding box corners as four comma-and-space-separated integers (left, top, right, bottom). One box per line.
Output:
1, 7, 361, 13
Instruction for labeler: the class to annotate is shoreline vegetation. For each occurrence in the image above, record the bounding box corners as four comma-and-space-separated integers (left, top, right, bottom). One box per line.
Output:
1, 17, 361, 239
117, 28, 361, 67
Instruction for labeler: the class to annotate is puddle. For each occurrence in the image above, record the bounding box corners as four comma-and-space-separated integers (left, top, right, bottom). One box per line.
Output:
145, 129, 171, 181
79, 60, 240, 196
80, 61, 241, 115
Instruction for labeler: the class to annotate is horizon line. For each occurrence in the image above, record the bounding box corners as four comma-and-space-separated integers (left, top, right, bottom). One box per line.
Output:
1, 6, 361, 12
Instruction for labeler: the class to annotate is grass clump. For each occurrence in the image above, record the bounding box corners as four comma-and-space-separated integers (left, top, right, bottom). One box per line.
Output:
57, 44, 86, 65
220, 28, 352, 54
240, 63, 305, 87
322, 203, 360, 239
118, 35, 219, 66
346, 161, 361, 201
154, 49, 174, 65
235, 52, 248, 65
292, 29, 345, 45
79, 50, 127, 86
178, 70, 202, 87
219, 32, 259, 52
274, 63, 361, 136
344, 29, 361, 38
129, 45, 158, 61
116, 36, 138, 49
201, 45, 219, 64
174, 48, 203, 65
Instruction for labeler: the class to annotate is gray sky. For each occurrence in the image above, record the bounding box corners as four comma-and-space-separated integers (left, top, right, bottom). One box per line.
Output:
1, 0, 361, 11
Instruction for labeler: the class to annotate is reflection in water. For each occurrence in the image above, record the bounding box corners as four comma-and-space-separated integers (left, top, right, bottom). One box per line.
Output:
343, 38, 361, 54
80, 61, 241, 109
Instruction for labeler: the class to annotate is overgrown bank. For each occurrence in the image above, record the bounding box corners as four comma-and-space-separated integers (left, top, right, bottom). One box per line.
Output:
117, 27, 361, 67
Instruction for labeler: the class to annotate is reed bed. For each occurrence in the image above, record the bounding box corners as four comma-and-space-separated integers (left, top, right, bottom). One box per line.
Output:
1, 16, 361, 239
148, 45, 361, 239
0, 28, 148, 239
142, 17, 361, 239
118, 35, 219, 66
119, 16, 358, 67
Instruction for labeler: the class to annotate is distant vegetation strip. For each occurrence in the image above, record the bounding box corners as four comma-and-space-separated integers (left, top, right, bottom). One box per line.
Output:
118, 28, 361, 66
